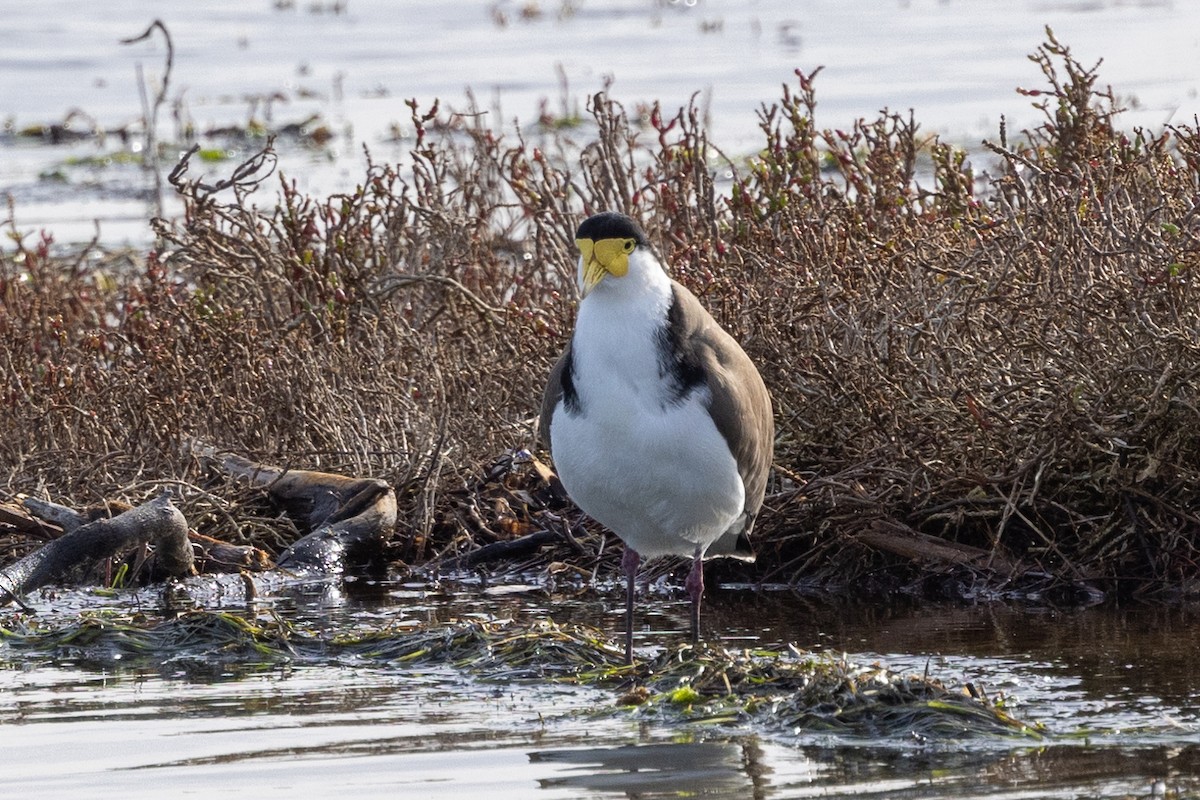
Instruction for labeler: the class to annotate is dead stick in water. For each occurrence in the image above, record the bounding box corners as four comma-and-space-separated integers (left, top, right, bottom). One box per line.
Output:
1, 490, 193, 606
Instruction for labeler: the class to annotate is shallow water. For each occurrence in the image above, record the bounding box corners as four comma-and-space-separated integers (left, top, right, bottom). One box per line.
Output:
3, 0, 1200, 246
3, 579, 1200, 798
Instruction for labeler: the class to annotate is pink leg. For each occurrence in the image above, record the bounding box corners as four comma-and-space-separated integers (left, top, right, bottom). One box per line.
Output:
621, 546, 640, 664
684, 548, 704, 646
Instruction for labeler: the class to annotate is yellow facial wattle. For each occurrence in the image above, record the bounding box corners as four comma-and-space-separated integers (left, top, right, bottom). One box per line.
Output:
576, 236, 637, 296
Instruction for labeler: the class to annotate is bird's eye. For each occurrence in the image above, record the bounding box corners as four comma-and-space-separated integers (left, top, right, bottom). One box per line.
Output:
623, 239, 635, 253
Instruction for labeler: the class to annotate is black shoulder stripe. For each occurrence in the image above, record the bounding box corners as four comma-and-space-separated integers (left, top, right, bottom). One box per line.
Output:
561, 346, 581, 414
655, 290, 706, 404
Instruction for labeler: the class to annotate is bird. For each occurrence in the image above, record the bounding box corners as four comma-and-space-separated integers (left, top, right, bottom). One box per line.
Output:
540, 211, 773, 663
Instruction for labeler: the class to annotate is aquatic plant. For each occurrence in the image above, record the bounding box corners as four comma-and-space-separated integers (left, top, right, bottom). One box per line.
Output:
0, 611, 1037, 740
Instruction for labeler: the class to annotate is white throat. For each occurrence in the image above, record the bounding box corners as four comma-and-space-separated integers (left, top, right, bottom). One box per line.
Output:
579, 247, 671, 306
572, 248, 674, 407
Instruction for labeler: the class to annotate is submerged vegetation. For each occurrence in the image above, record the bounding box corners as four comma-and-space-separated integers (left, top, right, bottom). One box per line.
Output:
0, 611, 1036, 739
2, 30, 1200, 608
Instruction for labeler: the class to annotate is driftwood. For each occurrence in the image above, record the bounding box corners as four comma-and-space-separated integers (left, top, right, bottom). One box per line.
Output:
853, 518, 1108, 602
0, 490, 192, 607
14, 498, 80, 534
199, 447, 398, 574
0, 448, 399, 608
189, 530, 273, 574
436, 529, 563, 571
856, 519, 1020, 577
0, 503, 62, 541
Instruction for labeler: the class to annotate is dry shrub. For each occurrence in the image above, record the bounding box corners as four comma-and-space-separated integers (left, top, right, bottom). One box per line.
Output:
724, 33, 1200, 598
3, 31, 1199, 598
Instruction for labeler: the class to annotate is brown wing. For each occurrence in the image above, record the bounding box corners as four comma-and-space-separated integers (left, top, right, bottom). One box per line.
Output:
669, 282, 774, 524
538, 342, 574, 452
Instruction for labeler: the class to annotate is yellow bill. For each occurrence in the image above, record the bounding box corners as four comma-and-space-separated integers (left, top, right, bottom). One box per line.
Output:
576, 237, 633, 296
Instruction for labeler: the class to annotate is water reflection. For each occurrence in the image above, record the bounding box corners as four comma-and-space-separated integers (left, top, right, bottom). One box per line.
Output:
526, 737, 1200, 798
774, 741, 1196, 799
531, 741, 775, 796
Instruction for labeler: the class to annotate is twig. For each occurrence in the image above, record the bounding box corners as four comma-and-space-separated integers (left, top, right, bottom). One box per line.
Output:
120, 19, 174, 221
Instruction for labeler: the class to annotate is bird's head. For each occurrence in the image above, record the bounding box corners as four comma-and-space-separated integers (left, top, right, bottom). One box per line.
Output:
574, 212, 650, 297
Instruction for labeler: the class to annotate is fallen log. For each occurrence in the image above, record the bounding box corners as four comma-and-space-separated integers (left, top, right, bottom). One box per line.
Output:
194, 444, 398, 574
189, 530, 273, 574
0, 448, 399, 606
0, 490, 193, 607
435, 528, 563, 572
855, 518, 1020, 576
13, 495, 270, 577
21, 497, 107, 533
0, 503, 62, 539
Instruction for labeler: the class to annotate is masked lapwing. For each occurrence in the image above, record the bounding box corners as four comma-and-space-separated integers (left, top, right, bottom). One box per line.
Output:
540, 211, 773, 663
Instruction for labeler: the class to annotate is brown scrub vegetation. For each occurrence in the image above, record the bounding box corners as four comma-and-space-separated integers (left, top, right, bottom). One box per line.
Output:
3, 32, 1199, 604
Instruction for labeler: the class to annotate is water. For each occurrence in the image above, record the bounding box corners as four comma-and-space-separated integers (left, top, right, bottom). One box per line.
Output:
3, 0, 1200, 246
3, 581, 1199, 798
